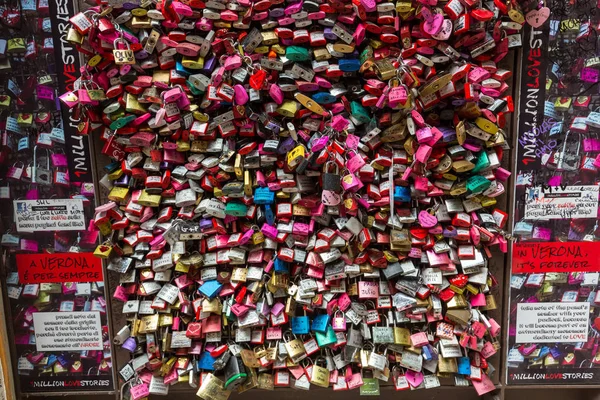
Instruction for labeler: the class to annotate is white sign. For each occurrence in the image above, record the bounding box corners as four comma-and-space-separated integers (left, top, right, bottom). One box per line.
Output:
524, 185, 599, 220
516, 302, 590, 343
33, 312, 103, 351
14, 199, 85, 232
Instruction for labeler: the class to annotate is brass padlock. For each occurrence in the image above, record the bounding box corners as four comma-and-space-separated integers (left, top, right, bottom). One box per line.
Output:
113, 37, 135, 65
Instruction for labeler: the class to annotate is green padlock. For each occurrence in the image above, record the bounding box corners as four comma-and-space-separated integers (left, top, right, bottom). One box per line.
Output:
225, 202, 248, 217
350, 101, 370, 123
471, 151, 490, 174
109, 115, 136, 130
466, 175, 491, 194
286, 46, 310, 62
315, 325, 337, 347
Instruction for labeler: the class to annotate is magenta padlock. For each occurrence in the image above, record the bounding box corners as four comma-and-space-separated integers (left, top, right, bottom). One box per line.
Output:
418, 210, 437, 228
269, 83, 284, 104
234, 84, 249, 104
422, 10, 444, 35
51, 153, 68, 167
113, 285, 129, 302
415, 127, 433, 143
37, 85, 54, 100
20, 238, 39, 252
341, 173, 362, 192
331, 115, 349, 131
261, 223, 279, 239
583, 138, 600, 152
176, 92, 190, 109
6, 162, 24, 180
347, 151, 366, 173
130, 383, 150, 400
311, 136, 330, 152
532, 226, 552, 241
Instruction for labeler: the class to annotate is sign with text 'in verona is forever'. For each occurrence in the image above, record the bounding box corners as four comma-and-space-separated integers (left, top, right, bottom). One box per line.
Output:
16, 253, 103, 284
512, 241, 600, 273
13, 199, 85, 232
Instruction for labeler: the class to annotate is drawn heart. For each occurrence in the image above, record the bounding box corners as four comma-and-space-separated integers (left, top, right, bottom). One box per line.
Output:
526, 7, 550, 28
423, 13, 444, 35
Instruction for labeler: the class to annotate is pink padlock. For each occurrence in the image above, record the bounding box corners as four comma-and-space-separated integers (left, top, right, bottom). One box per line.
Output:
415, 144, 432, 163
163, 87, 182, 103
223, 54, 242, 71
388, 86, 408, 107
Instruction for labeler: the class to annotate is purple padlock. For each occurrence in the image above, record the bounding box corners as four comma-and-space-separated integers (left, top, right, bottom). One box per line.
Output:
122, 337, 137, 352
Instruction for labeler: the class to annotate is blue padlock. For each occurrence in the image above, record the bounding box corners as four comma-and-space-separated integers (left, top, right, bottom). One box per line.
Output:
175, 60, 192, 77
311, 314, 330, 333
422, 344, 433, 361
312, 92, 336, 104
198, 280, 223, 299
198, 351, 216, 371
394, 186, 411, 203
339, 58, 361, 72
265, 205, 275, 225
292, 316, 310, 335
273, 257, 288, 273
457, 357, 471, 375
254, 187, 275, 204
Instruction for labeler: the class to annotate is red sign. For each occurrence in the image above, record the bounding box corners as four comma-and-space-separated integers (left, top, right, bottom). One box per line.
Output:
512, 242, 600, 273
16, 253, 103, 284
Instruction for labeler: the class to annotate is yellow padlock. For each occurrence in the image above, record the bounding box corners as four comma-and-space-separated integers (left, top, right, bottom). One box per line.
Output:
93, 242, 113, 259
107, 186, 129, 202
276, 100, 299, 118
182, 55, 204, 69
474, 117, 498, 135
7, 38, 26, 53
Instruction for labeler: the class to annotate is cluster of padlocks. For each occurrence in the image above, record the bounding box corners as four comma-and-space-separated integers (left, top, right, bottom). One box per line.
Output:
61, 0, 531, 396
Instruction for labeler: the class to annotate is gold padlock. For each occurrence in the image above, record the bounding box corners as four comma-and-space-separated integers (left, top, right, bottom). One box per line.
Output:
310, 358, 330, 388
113, 38, 136, 65
66, 28, 84, 44
196, 374, 231, 400
284, 337, 306, 363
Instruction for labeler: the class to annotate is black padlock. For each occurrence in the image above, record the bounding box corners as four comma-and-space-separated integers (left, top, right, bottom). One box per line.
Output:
224, 355, 247, 390
212, 349, 232, 372
322, 162, 341, 193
